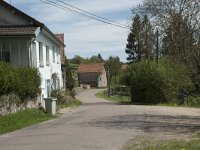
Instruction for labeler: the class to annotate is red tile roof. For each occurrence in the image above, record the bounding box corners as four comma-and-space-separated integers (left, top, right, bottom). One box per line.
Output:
78, 63, 105, 73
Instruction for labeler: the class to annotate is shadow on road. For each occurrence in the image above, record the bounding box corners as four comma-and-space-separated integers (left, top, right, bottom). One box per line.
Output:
81, 114, 200, 135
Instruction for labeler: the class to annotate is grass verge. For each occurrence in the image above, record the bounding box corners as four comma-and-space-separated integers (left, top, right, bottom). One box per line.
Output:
0, 109, 55, 135
125, 136, 200, 150
95, 90, 131, 103
57, 98, 82, 111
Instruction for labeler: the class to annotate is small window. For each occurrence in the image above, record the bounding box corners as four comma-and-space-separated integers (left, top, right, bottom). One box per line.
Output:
52, 45, 55, 63
2, 51, 10, 63
39, 42, 43, 66
46, 46, 49, 65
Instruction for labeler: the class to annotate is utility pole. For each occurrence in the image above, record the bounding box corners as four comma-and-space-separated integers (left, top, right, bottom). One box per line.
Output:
156, 28, 159, 64
107, 67, 111, 97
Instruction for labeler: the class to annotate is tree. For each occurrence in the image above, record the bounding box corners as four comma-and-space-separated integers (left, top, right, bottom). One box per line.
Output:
105, 56, 121, 80
125, 14, 155, 63
89, 55, 103, 63
97, 53, 104, 62
136, 0, 200, 91
64, 58, 75, 91
69, 55, 84, 64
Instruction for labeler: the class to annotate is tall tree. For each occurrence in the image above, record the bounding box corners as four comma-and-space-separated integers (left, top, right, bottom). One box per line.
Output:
125, 14, 155, 63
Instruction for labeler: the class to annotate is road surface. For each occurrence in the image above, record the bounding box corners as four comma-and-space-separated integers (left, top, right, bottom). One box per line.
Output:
0, 89, 200, 150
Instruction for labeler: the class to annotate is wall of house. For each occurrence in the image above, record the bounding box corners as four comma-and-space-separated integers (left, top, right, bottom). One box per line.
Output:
0, 4, 30, 25
36, 32, 63, 106
78, 73, 99, 87
98, 68, 107, 87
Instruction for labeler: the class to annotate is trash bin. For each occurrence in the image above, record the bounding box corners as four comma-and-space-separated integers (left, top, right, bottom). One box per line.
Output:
44, 98, 57, 115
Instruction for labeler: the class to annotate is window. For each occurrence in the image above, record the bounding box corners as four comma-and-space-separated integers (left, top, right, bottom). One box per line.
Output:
52, 45, 55, 63
39, 42, 43, 66
2, 51, 10, 63
46, 46, 49, 65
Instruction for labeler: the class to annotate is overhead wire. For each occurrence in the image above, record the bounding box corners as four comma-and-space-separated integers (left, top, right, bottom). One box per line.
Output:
40, 0, 129, 29
56, 0, 126, 27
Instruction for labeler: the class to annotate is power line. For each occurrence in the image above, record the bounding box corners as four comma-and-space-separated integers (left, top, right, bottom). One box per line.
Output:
56, 0, 126, 27
40, 0, 129, 29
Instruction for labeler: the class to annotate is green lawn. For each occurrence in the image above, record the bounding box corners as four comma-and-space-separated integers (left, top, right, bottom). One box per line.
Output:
0, 109, 55, 134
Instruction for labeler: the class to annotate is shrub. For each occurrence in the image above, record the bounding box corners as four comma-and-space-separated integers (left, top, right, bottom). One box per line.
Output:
0, 62, 40, 100
121, 60, 193, 104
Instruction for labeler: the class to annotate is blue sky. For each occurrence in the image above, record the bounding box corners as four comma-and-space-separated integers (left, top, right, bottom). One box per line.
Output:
6, 0, 142, 62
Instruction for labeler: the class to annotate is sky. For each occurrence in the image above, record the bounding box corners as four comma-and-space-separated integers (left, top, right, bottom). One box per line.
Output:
5, 0, 142, 62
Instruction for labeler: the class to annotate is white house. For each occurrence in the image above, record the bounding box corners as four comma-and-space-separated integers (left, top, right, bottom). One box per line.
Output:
0, 1, 64, 106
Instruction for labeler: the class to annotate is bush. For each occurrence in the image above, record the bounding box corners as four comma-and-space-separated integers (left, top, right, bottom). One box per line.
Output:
0, 62, 40, 100
121, 60, 193, 104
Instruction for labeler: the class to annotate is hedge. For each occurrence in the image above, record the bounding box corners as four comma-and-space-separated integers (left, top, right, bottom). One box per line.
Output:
0, 62, 41, 100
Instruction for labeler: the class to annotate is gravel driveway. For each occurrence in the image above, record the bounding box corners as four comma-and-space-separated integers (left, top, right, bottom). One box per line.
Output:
0, 89, 200, 150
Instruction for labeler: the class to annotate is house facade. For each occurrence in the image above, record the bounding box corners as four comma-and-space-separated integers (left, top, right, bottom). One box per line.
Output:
78, 63, 107, 87
0, 1, 64, 106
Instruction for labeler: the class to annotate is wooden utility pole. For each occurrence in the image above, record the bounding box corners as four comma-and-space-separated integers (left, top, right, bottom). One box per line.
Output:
107, 67, 111, 97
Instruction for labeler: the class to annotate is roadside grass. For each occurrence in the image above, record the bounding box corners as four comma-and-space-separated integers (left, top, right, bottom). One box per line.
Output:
0, 109, 55, 135
95, 90, 131, 103
125, 136, 200, 150
57, 98, 82, 111
96, 90, 200, 108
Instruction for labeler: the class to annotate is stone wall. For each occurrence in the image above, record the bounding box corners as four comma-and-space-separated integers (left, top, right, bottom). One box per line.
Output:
0, 94, 40, 116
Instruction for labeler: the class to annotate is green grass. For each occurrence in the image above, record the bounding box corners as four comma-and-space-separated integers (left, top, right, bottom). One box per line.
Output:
95, 90, 131, 103
126, 137, 200, 150
57, 99, 82, 111
0, 109, 55, 134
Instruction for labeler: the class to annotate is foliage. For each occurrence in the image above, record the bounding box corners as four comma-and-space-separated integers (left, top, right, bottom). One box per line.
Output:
64, 58, 75, 91
68, 55, 85, 64
0, 109, 55, 134
135, 0, 200, 92
121, 60, 193, 104
105, 56, 122, 80
125, 14, 155, 63
68, 54, 104, 65
96, 90, 131, 103
0, 62, 40, 100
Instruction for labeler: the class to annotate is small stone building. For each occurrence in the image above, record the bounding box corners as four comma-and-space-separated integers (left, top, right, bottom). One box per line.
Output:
78, 63, 107, 87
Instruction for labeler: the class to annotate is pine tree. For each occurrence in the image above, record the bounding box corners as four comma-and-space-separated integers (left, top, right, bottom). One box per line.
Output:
125, 14, 141, 63
125, 14, 155, 63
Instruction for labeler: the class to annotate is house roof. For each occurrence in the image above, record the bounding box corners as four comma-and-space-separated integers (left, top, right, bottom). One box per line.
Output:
0, 0, 64, 46
0, 25, 39, 37
78, 63, 105, 74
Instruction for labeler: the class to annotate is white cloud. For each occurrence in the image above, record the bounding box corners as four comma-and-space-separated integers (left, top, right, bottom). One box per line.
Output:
9, 0, 142, 61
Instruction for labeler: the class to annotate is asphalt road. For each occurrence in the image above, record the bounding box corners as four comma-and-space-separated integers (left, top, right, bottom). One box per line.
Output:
0, 89, 200, 150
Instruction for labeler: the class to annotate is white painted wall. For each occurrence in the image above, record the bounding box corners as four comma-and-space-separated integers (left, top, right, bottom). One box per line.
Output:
36, 32, 63, 103
98, 67, 107, 87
